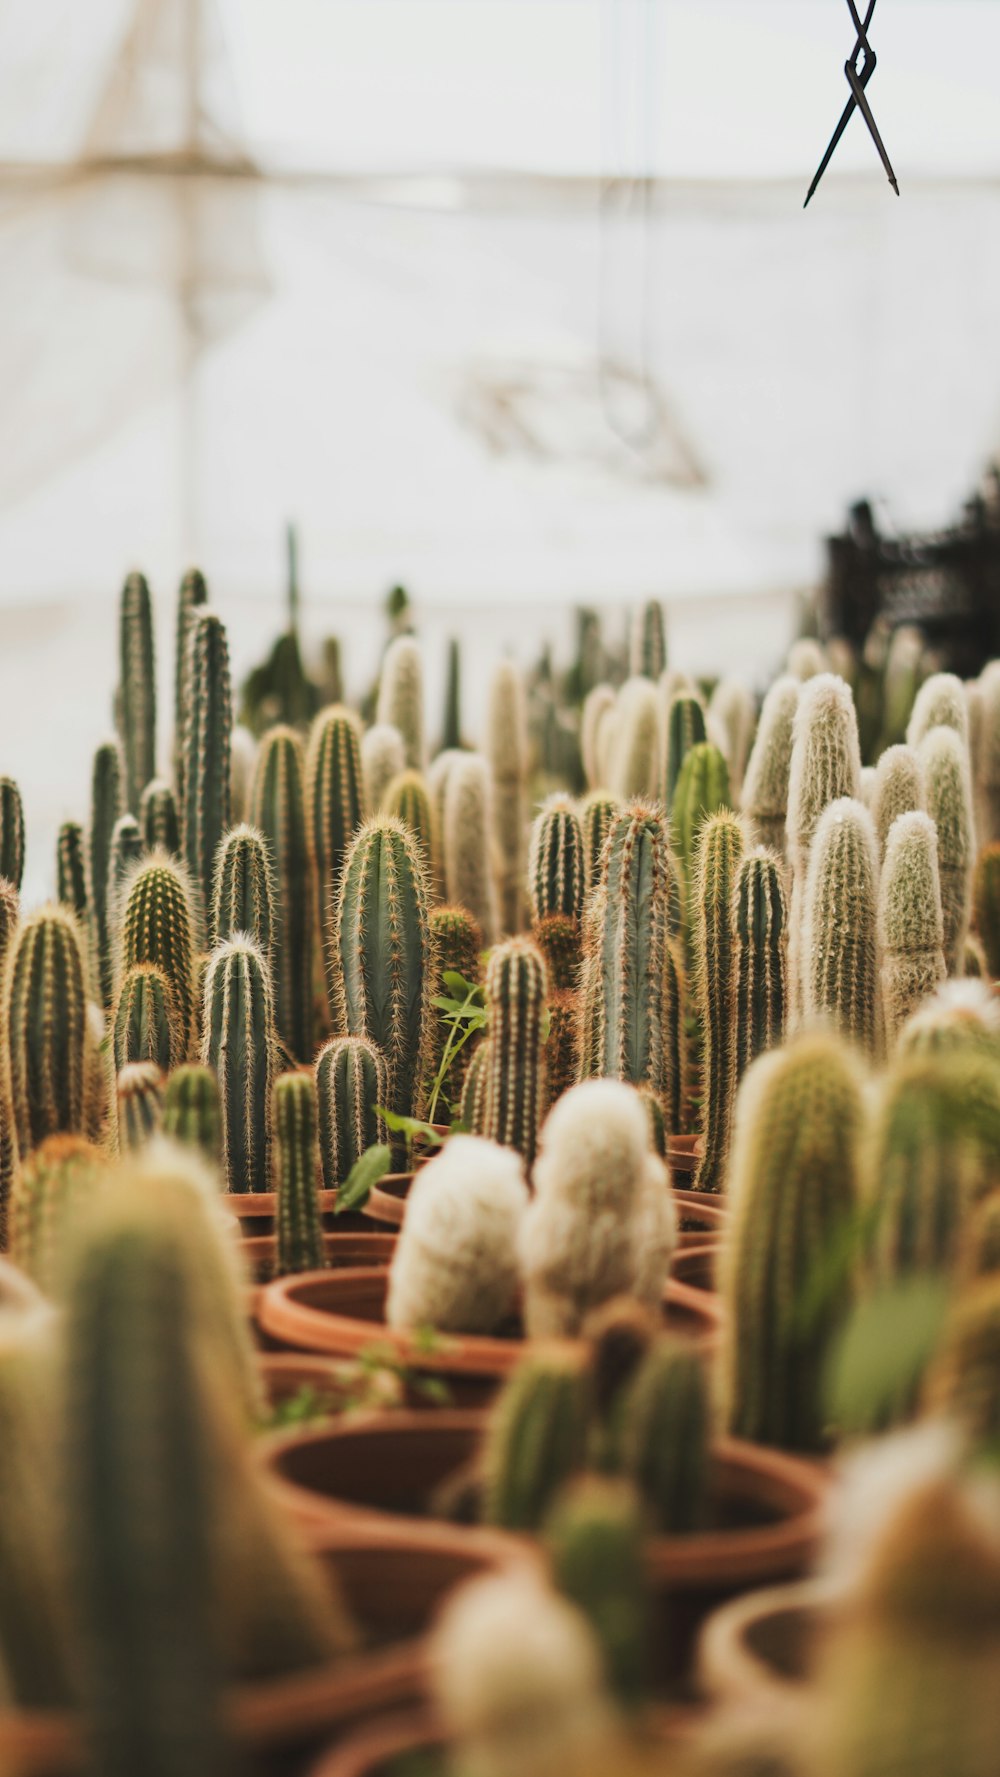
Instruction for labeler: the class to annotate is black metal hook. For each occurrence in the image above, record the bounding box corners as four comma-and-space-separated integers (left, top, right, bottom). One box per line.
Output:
805, 0, 899, 209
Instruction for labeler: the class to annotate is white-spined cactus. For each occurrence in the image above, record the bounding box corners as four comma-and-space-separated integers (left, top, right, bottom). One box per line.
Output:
919, 724, 975, 975
741, 674, 799, 858
360, 722, 405, 810
878, 811, 947, 1048
608, 678, 659, 802
870, 744, 925, 862
385, 1136, 527, 1335
906, 671, 969, 752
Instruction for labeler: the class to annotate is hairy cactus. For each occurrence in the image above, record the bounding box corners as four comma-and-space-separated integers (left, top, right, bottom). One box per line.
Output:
927, 1277, 1000, 1448
181, 610, 232, 921
544, 989, 579, 1107
609, 677, 660, 801
202, 935, 276, 1193
734, 846, 788, 1087
173, 566, 208, 797
787, 638, 826, 681
274, 1070, 324, 1275
251, 725, 313, 1062
116, 1060, 163, 1152
120, 853, 197, 1060
315, 1035, 388, 1189
483, 1349, 590, 1532
55, 819, 87, 922
306, 705, 365, 1001
88, 740, 123, 1009
386, 1135, 528, 1333
3, 905, 88, 1166
162, 1064, 221, 1166
333, 816, 434, 1124
376, 634, 425, 771
9, 1133, 106, 1298
210, 822, 274, 969
0, 776, 24, 889
693, 811, 746, 1193
113, 963, 182, 1074
545, 1477, 649, 1710
786, 672, 862, 997
720, 1032, 864, 1452
671, 742, 731, 922
879, 812, 947, 1047
483, 938, 548, 1164
962, 1192, 1000, 1282
879, 622, 925, 751
384, 769, 438, 890
487, 659, 529, 936
361, 722, 405, 809
529, 796, 584, 925
533, 911, 578, 992
740, 676, 799, 860
976, 659, 1000, 846
907, 670, 969, 751
118, 569, 156, 813
898, 980, 1000, 1065
443, 752, 499, 946
709, 678, 755, 799
428, 902, 483, 1104
459, 1041, 490, 1134
0, 878, 18, 971
581, 685, 616, 790
140, 779, 180, 858
586, 804, 676, 1109
616, 1339, 709, 1534
973, 843, 1000, 979
662, 691, 707, 810
871, 744, 925, 861
920, 725, 975, 975
629, 599, 666, 679
109, 813, 143, 937
802, 799, 879, 1055
580, 791, 619, 891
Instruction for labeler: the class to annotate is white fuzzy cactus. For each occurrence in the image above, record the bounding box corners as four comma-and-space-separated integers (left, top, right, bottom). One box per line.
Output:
376, 635, 425, 771
906, 672, 969, 751
786, 637, 827, 681
802, 797, 879, 1055
709, 676, 755, 798
443, 752, 500, 945
385, 1136, 527, 1335
361, 723, 406, 810
918, 724, 975, 975
878, 811, 946, 1049
786, 673, 863, 1009
608, 677, 659, 802
870, 744, 925, 861
741, 674, 800, 858
580, 684, 615, 791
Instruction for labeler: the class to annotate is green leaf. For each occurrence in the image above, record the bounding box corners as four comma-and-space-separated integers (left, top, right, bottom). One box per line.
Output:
442, 971, 483, 1001
431, 995, 466, 1016
412, 1323, 445, 1354
334, 1143, 391, 1215
377, 1108, 446, 1148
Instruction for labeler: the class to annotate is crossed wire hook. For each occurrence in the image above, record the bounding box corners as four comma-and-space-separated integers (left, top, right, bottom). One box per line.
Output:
805, 0, 899, 208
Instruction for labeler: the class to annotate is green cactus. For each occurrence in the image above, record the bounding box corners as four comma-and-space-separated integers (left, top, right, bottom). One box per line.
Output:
907, 670, 969, 751
429, 902, 482, 985
181, 609, 232, 925
585, 1297, 657, 1472
871, 743, 925, 861
120, 853, 197, 1060
545, 1477, 649, 1710
720, 1031, 864, 1452
306, 704, 366, 1010
230, 725, 256, 825
88, 740, 123, 1009
441, 636, 462, 750
671, 742, 732, 926
459, 1040, 489, 1134
532, 911, 579, 992
361, 722, 405, 810
162, 1064, 221, 1167
693, 811, 746, 1193
0, 776, 24, 889
544, 988, 579, 1108
529, 795, 585, 923
140, 779, 181, 856
662, 690, 707, 809
928, 1276, 1000, 1448
961, 1193, 1000, 1283
740, 676, 799, 861
977, 660, 1000, 846
376, 635, 425, 773
202, 935, 276, 1193
786, 672, 862, 995
251, 724, 313, 1062
173, 566, 208, 798
628, 599, 666, 679
609, 677, 660, 801
384, 769, 438, 891
113, 963, 183, 1074
56, 819, 88, 920
2, 905, 88, 1167
315, 1035, 388, 1189
118, 569, 157, 814
109, 814, 144, 960
973, 844, 1000, 979
879, 811, 947, 1048
117, 1061, 164, 1152
617, 1338, 710, 1533
483, 937, 548, 1164
486, 660, 529, 936
920, 725, 975, 975
802, 799, 879, 1055
580, 791, 619, 891
733, 846, 788, 1088
209, 822, 274, 973
9, 1132, 107, 1299
274, 1069, 324, 1274
482, 1349, 590, 1532
966, 933, 989, 978
588, 803, 675, 1104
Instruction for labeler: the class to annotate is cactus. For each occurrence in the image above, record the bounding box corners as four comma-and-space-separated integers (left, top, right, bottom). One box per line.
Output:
976, 659, 1000, 846
532, 911, 578, 992
332, 816, 434, 1124
428, 902, 483, 1104
202, 935, 276, 1193
879, 622, 925, 751
609, 677, 660, 801
251, 725, 313, 1062
580, 791, 619, 891
740, 676, 799, 860
920, 725, 975, 975
589, 803, 674, 1100
54, 819, 87, 923
662, 690, 707, 809
961, 1193, 1000, 1283
117, 1061, 164, 1152
720, 1031, 864, 1452
162, 1064, 221, 1166
2, 905, 88, 1169
376, 634, 425, 771
113, 963, 183, 1074
871, 744, 925, 861
733, 846, 788, 1087
585, 1296, 657, 1470
693, 811, 746, 1193
140, 779, 181, 856
544, 989, 579, 1107
0, 776, 24, 889
899, 979, 1000, 1062
787, 638, 826, 681
109, 814, 144, 962
443, 752, 499, 946
173, 565, 208, 797
581, 685, 616, 789
306, 705, 366, 1003
120, 853, 197, 1060
628, 599, 666, 679
482, 1349, 590, 1531
709, 678, 755, 798
481, 939, 548, 1164
459, 1040, 490, 1133
486, 659, 529, 936
786, 673, 862, 997
274, 1070, 324, 1274
973, 843, 1000, 979
966, 933, 988, 977
927, 1276, 1000, 1448
907, 671, 969, 751
529, 795, 585, 924
210, 823, 274, 972
315, 1035, 388, 1189
545, 1477, 649, 1710
879, 812, 947, 1047
118, 569, 157, 813
385, 1135, 528, 1333
181, 609, 232, 926
360, 722, 405, 810
802, 799, 879, 1055
9, 1133, 107, 1298
671, 742, 732, 922
441, 636, 462, 750
617, 1339, 709, 1533
88, 740, 123, 1009
384, 769, 438, 891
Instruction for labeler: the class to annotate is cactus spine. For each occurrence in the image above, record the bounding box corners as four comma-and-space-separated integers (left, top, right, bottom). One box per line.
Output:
733, 846, 788, 1088
786, 672, 862, 1001
532, 911, 578, 992
274, 1070, 324, 1274
113, 964, 182, 1074
2, 905, 88, 1168
628, 599, 666, 679
670, 742, 731, 925
120, 854, 197, 1060
173, 565, 208, 797
181, 610, 232, 925
482, 1349, 590, 1532
251, 725, 313, 1063
9, 1133, 106, 1298
486, 659, 529, 936
118, 569, 156, 813
202, 935, 276, 1193
210, 826, 274, 977
315, 1035, 388, 1189
741, 676, 799, 859
116, 1060, 164, 1152
879, 811, 947, 1047
693, 812, 745, 1193
802, 799, 879, 1055
920, 725, 976, 975
580, 791, 619, 891
376, 634, 425, 770
384, 769, 438, 891
0, 776, 24, 889
88, 741, 123, 1010
662, 691, 707, 809
907, 670, 969, 751
529, 795, 585, 923
140, 779, 180, 856
162, 1064, 221, 1166
443, 753, 499, 946
306, 704, 365, 1006
56, 820, 88, 920
482, 938, 548, 1164
590, 804, 673, 1100
871, 744, 925, 861
974, 843, 1000, 978
459, 1041, 489, 1134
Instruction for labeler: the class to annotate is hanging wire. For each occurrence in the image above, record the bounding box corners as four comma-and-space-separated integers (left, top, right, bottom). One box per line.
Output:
598, 0, 660, 453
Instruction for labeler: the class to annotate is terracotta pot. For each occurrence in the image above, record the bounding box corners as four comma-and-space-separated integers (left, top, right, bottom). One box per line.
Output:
673, 1188, 727, 1249
229, 1187, 341, 1238
363, 1174, 413, 1230
242, 1232, 397, 1286
670, 1242, 719, 1296
309, 1710, 442, 1777
697, 1577, 839, 1711
667, 1137, 704, 1181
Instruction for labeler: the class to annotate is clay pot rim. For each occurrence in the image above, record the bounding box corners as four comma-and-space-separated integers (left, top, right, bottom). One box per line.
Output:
670, 1242, 721, 1295
229, 1188, 340, 1219
696, 1575, 842, 1708
242, 1231, 397, 1267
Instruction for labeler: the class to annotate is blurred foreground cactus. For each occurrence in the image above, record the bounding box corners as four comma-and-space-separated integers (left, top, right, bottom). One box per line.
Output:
162, 1064, 221, 1166
483, 1348, 590, 1532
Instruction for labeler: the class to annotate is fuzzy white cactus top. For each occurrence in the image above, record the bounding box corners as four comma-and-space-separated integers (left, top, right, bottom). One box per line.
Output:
386, 1135, 528, 1335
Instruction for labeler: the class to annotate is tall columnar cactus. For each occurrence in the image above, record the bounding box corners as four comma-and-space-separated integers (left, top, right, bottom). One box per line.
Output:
709, 678, 756, 799
919, 724, 975, 975
88, 740, 123, 1010
662, 691, 707, 809
974, 843, 1000, 979
545, 1477, 650, 1711
786, 638, 826, 680
740, 677, 799, 860
361, 723, 405, 810
532, 911, 579, 992
720, 1031, 864, 1452
109, 814, 143, 948
274, 1070, 324, 1275
384, 769, 438, 891
0, 776, 24, 889
879, 622, 925, 752
590, 803, 674, 1101
581, 685, 616, 789
209, 823, 274, 976
9, 1133, 107, 1299
2, 905, 88, 1166
786, 672, 862, 997
315, 1035, 388, 1189
609, 677, 660, 801
482, 1349, 590, 1532
628, 599, 666, 679
140, 779, 180, 856
733, 846, 788, 1088
544, 989, 579, 1107
906, 670, 969, 751
251, 725, 313, 1063
441, 636, 462, 750
162, 1064, 221, 1166
529, 795, 585, 923
113, 963, 182, 1075
56, 820, 88, 920
173, 565, 208, 798
871, 744, 925, 861
878, 811, 947, 1047
306, 704, 366, 1001
116, 1061, 164, 1153
0, 879, 18, 972
428, 902, 483, 1103
580, 791, 619, 891
486, 658, 529, 936
386, 1135, 528, 1333
333, 816, 434, 1124
118, 569, 156, 814
617, 1339, 709, 1534
802, 799, 879, 1055
670, 742, 731, 925
202, 935, 276, 1193
483, 938, 548, 1164
692, 812, 745, 1193
443, 752, 499, 945
376, 634, 425, 771
976, 659, 1000, 846
181, 610, 232, 924
120, 853, 197, 1060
